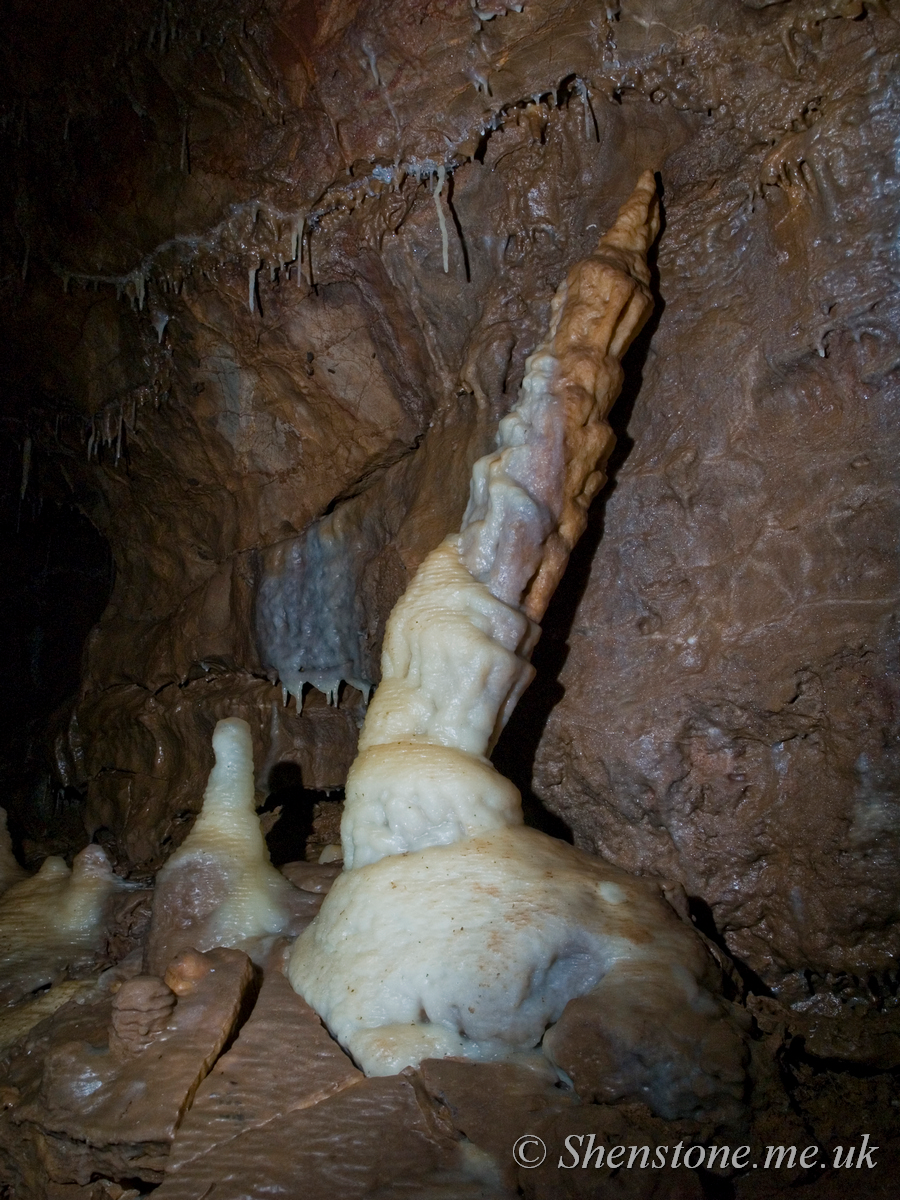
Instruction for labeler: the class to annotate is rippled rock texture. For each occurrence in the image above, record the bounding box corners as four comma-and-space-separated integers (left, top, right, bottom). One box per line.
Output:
1, 0, 898, 1003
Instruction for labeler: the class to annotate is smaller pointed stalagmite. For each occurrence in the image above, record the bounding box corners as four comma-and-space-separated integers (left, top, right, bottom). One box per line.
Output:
146, 717, 321, 973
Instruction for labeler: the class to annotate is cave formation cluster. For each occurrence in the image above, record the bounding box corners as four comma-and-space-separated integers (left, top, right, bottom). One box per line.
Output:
0, 1, 899, 1197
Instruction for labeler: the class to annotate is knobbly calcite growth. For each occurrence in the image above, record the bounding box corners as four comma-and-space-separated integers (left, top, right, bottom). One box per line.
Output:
0, 844, 124, 1005
146, 717, 320, 973
4, 948, 257, 1186
459, 171, 663, 623
109, 976, 177, 1059
288, 176, 748, 1119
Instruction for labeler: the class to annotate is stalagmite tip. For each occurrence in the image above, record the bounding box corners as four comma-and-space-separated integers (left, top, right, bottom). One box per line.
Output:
596, 168, 660, 259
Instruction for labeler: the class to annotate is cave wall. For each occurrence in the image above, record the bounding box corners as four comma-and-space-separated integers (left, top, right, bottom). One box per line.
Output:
1, 0, 897, 992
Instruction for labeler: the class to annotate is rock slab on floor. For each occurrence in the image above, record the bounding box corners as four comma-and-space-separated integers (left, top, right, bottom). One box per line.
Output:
0, 948, 255, 1191
166, 965, 362, 1172
154, 1072, 461, 1200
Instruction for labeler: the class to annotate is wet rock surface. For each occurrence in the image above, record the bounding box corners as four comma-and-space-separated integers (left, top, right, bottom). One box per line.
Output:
154, 1072, 462, 1200
0, 884, 895, 1197
0, 0, 898, 1192
1, 0, 896, 999
0, 948, 255, 1192
165, 963, 362, 1172
542, 966, 750, 1123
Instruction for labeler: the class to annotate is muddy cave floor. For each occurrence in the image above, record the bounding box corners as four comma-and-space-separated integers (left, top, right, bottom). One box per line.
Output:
0, 833, 898, 1200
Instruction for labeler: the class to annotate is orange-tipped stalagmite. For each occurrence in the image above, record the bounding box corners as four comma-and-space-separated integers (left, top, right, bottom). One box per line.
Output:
460, 169, 660, 623
288, 176, 748, 1122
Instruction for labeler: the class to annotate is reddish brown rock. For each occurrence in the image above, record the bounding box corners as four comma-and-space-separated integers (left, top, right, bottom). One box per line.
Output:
0, 0, 899, 1186
542, 966, 750, 1123
418, 1057, 578, 1190
98, 887, 154, 968
747, 992, 900, 1070
306, 798, 345, 861
279, 860, 342, 893
520, 1103, 705, 1200
166, 966, 361, 1172
0, 0, 893, 1006
154, 1072, 460, 1200
71, 676, 365, 875
0, 949, 255, 1190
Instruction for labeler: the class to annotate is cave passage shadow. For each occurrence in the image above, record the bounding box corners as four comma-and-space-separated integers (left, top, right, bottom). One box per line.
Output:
260, 761, 344, 866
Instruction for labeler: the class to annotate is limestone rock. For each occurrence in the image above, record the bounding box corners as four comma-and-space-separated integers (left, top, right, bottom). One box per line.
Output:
542, 967, 749, 1122
279, 860, 342, 893
418, 1057, 577, 1190
154, 1073, 460, 1200
0, 948, 255, 1189
2, 1, 894, 1007
166, 966, 361, 1173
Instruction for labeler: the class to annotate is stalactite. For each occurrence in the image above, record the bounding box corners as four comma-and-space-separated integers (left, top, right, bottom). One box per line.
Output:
432, 166, 449, 274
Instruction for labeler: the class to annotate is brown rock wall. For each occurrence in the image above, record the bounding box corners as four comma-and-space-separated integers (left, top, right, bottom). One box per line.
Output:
0, 0, 897, 988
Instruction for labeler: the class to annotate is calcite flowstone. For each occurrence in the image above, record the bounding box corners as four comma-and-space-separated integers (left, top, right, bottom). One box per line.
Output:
145, 718, 324, 974
2, 0, 893, 1011
0, 844, 125, 1006
287, 175, 747, 1123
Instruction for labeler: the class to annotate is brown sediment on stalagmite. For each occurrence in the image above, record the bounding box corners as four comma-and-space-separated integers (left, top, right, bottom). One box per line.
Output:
336, 174, 666, 878
459, 170, 660, 623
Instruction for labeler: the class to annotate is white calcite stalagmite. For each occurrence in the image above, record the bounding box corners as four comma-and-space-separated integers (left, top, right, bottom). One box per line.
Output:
288, 175, 749, 1119
146, 717, 321, 973
339, 540, 535, 868
0, 843, 124, 1005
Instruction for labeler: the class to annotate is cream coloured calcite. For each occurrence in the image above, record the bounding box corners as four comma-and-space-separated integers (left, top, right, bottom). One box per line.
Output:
459, 170, 662, 623
146, 717, 320, 972
337, 177, 661, 871
340, 538, 534, 869
156, 718, 290, 943
287, 178, 751, 1113
290, 826, 735, 1079
0, 843, 123, 1004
